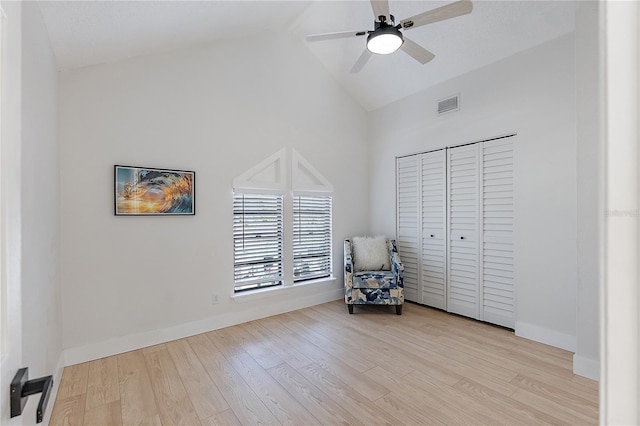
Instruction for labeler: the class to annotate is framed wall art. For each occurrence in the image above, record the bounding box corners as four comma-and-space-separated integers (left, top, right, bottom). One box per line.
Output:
114, 165, 195, 215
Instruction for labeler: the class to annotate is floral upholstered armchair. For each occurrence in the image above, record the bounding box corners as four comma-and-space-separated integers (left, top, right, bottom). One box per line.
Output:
344, 236, 404, 315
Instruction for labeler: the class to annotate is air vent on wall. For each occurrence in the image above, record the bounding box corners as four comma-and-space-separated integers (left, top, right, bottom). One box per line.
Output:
437, 94, 459, 115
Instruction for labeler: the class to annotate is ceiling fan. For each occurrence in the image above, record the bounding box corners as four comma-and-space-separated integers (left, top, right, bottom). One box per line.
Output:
305, 0, 473, 73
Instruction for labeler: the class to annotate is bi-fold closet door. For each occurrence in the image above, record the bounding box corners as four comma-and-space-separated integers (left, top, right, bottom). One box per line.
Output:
396, 137, 515, 328
447, 143, 480, 319
396, 150, 447, 308
420, 150, 447, 310
478, 138, 515, 328
396, 155, 420, 302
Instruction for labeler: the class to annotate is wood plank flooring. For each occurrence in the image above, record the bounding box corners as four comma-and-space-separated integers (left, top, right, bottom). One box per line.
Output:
50, 301, 598, 425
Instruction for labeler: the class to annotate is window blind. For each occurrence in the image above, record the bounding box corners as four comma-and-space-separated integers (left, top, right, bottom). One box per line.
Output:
233, 193, 283, 292
293, 195, 332, 282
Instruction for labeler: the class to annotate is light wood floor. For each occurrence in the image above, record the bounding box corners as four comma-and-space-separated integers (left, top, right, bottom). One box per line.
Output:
50, 301, 598, 425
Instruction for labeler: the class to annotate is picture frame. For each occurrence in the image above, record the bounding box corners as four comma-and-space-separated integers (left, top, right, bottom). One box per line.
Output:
114, 165, 195, 215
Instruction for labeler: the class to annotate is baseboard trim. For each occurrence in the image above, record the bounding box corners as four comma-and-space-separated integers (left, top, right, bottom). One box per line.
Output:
63, 287, 343, 366
573, 353, 600, 381
515, 321, 577, 352
42, 353, 65, 424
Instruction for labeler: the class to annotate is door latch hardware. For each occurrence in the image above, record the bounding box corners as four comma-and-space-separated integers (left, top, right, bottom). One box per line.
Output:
10, 367, 53, 423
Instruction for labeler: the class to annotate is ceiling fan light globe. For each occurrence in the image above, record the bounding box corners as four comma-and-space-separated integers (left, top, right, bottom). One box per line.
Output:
367, 32, 403, 55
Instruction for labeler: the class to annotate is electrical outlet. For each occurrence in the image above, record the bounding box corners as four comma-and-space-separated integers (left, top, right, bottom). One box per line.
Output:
211, 294, 219, 305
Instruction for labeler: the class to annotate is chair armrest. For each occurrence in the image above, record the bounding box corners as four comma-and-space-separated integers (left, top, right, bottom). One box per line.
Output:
344, 240, 354, 290
388, 239, 404, 288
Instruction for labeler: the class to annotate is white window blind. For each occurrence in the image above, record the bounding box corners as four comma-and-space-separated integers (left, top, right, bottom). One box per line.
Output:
233, 193, 283, 292
293, 195, 332, 282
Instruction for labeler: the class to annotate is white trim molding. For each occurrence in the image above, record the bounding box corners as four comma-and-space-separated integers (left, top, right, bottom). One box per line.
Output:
233, 147, 287, 192
292, 148, 333, 193
573, 353, 599, 381
515, 321, 577, 352
63, 285, 342, 367
602, 1, 640, 423
233, 147, 334, 194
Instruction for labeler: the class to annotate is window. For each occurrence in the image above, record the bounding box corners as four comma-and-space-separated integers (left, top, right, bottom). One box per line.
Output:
293, 195, 332, 282
232, 148, 334, 293
233, 193, 283, 292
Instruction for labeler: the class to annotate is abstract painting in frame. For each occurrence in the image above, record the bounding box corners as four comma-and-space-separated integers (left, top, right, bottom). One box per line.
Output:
114, 165, 195, 215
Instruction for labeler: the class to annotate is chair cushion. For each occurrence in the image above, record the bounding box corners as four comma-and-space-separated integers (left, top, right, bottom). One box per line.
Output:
352, 236, 391, 271
352, 271, 398, 289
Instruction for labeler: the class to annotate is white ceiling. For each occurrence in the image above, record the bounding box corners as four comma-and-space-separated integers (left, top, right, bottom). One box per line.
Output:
37, 0, 575, 111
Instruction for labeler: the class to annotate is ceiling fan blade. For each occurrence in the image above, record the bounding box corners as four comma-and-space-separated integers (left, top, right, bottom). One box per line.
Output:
370, 0, 390, 21
306, 30, 368, 42
400, 37, 435, 64
400, 0, 473, 30
350, 49, 373, 73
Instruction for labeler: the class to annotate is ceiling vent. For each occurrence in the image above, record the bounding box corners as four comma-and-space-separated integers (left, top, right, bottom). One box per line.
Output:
437, 94, 459, 115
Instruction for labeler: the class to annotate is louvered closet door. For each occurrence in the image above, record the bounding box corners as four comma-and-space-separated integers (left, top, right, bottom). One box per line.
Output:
396, 156, 420, 302
481, 139, 515, 328
421, 150, 447, 309
447, 144, 480, 319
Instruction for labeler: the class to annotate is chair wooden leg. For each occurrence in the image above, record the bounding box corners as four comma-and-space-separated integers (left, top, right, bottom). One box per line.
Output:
396, 305, 403, 315
348, 304, 354, 314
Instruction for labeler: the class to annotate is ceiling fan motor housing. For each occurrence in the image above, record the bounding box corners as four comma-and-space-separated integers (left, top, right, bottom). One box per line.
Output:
367, 19, 404, 55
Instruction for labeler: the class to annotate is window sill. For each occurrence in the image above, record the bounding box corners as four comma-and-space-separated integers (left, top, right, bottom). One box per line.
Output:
232, 276, 336, 304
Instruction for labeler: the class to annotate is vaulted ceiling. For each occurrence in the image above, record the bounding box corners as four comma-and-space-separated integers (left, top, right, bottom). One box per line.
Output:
37, 0, 575, 111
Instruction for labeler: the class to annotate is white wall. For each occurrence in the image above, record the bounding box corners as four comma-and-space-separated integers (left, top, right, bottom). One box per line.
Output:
574, 1, 602, 381
21, 0, 62, 373
20, 2, 63, 422
60, 31, 369, 363
369, 34, 579, 351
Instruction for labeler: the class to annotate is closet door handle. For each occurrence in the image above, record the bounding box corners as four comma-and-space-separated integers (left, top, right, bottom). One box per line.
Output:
430, 234, 435, 238
460, 236, 465, 240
